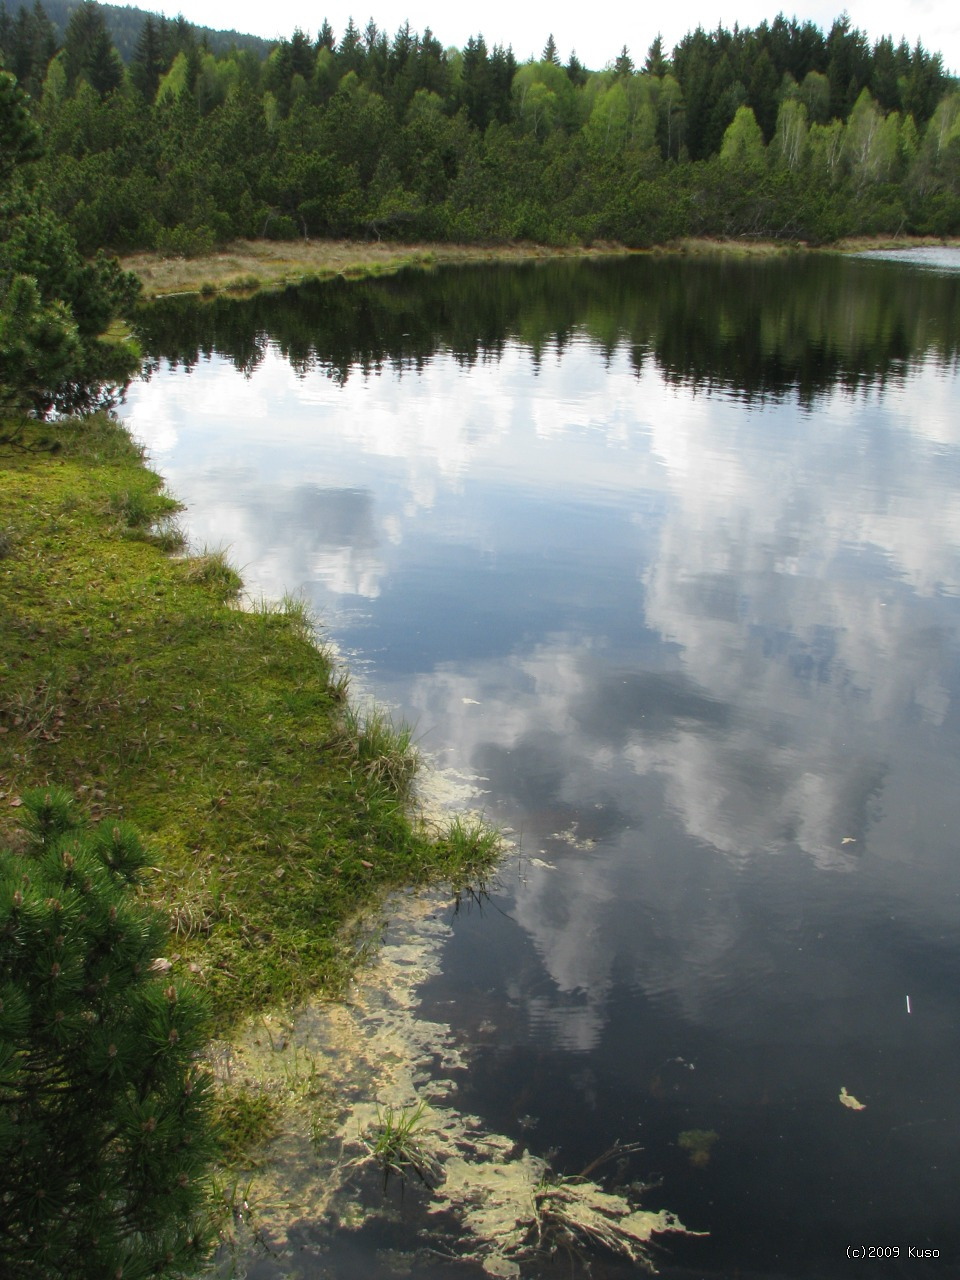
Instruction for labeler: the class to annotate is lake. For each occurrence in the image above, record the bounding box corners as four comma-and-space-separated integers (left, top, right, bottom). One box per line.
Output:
127, 250, 960, 1278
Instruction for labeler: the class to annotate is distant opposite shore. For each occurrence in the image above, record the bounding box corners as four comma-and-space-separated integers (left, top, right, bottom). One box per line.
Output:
122, 235, 960, 300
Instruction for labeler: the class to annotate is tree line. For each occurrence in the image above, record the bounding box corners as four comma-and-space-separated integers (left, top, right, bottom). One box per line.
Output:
2, 4, 960, 274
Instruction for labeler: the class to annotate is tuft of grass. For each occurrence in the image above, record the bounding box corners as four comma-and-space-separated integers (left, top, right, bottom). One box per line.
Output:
1, 678, 67, 743
336, 703, 419, 797
147, 517, 188, 552
107, 483, 183, 539
438, 813, 501, 863
225, 273, 262, 293
247, 590, 318, 646
360, 1100, 437, 1189
183, 547, 244, 599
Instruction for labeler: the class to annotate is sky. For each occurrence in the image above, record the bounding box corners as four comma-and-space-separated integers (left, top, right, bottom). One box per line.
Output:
159, 1, 960, 77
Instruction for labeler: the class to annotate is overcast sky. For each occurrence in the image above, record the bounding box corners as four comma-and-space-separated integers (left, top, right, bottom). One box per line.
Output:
160, 2, 960, 77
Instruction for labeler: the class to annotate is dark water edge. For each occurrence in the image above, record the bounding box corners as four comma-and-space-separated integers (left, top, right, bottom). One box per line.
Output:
134, 250, 960, 405
127, 249, 960, 1280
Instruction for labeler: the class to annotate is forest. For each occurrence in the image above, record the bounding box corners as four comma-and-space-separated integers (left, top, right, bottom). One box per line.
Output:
1, 0, 958, 259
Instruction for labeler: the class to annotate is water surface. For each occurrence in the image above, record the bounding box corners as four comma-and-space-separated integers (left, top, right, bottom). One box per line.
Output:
129, 253, 960, 1278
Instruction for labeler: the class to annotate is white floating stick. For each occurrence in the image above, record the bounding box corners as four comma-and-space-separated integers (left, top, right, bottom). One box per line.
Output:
906, 995, 911, 1014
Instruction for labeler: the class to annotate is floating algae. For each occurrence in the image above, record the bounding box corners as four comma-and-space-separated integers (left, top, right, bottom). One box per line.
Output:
437, 1140, 697, 1276
678, 1129, 720, 1168
839, 1086, 867, 1111
208, 886, 699, 1276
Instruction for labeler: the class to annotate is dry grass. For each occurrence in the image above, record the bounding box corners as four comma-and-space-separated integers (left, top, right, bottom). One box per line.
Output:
660, 233, 960, 257
120, 238, 632, 299
121, 233, 960, 300
832, 233, 960, 252
660, 236, 801, 256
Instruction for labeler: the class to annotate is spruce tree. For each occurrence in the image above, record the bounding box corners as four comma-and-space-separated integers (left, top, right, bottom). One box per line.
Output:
644, 34, 669, 77
63, 0, 122, 97
131, 14, 165, 102
614, 45, 634, 78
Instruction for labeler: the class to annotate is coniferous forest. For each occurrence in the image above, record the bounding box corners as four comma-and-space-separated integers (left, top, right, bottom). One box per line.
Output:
1, 1, 959, 261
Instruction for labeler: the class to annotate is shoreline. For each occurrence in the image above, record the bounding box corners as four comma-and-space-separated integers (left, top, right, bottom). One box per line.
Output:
0, 413, 497, 1034
121, 234, 960, 300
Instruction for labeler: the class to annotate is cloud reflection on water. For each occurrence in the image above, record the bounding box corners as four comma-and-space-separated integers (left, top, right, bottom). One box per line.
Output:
127, 320, 960, 1056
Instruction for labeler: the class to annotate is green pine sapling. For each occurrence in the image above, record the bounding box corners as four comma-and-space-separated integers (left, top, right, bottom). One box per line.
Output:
0, 787, 218, 1278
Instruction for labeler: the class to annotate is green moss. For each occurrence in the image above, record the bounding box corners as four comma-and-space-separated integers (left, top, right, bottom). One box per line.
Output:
214, 1085, 283, 1164
0, 412, 499, 1033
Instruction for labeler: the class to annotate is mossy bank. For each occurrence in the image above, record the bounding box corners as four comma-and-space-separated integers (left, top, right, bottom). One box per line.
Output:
0, 412, 497, 1032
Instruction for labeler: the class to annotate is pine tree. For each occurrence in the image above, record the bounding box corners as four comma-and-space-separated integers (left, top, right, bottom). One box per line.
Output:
542, 33, 559, 66
0, 788, 218, 1277
0, 63, 40, 182
1, 67, 140, 413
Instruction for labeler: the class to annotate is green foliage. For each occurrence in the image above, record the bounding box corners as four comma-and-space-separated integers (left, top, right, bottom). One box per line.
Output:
154, 222, 216, 258
62, 0, 123, 97
0, 273, 82, 412
0, 788, 217, 1277
0, 64, 141, 412
11, 12, 959, 257
0, 68, 42, 183
719, 104, 765, 168
0, 179, 141, 410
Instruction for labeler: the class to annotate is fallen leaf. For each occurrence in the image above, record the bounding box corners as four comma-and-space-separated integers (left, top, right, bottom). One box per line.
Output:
839, 1086, 866, 1111
9, 796, 22, 807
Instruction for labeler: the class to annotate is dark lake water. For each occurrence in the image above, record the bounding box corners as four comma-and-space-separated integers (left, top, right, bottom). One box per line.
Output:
128, 251, 960, 1279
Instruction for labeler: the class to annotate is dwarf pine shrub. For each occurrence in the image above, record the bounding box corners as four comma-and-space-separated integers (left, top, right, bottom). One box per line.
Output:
0, 788, 217, 1277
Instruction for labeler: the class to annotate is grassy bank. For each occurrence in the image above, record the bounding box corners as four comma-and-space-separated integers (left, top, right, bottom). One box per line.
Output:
121, 234, 960, 300
0, 413, 496, 1032
121, 237, 629, 299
